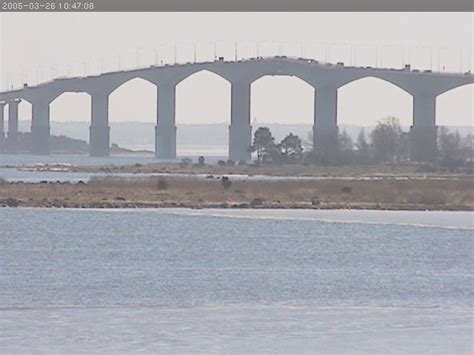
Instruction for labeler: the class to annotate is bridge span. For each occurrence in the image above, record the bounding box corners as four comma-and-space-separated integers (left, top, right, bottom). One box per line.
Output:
0, 56, 472, 162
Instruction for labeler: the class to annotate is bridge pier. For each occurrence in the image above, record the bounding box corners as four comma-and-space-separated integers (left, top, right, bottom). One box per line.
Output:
6, 99, 20, 154
410, 93, 438, 162
31, 100, 50, 155
229, 81, 252, 162
0, 101, 5, 152
155, 83, 177, 159
155, 124, 177, 159
90, 93, 110, 157
313, 86, 338, 162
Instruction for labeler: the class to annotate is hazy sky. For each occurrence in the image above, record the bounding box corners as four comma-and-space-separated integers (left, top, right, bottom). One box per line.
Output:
0, 12, 473, 127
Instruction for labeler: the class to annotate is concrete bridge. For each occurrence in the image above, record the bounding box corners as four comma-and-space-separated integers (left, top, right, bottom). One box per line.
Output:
0, 56, 472, 162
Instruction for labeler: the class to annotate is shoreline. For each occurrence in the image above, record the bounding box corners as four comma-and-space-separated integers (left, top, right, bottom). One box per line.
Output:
4, 160, 472, 177
1, 204, 473, 211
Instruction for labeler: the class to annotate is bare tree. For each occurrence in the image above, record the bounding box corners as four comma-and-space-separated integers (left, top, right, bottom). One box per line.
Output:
370, 117, 405, 164
355, 129, 371, 164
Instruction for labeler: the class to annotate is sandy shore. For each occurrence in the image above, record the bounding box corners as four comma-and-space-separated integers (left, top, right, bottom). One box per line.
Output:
1, 174, 473, 211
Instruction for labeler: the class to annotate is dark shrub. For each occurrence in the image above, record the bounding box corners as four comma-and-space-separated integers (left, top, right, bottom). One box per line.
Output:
221, 176, 232, 189
157, 178, 169, 190
180, 158, 192, 167
342, 186, 352, 193
6, 197, 19, 207
250, 198, 264, 208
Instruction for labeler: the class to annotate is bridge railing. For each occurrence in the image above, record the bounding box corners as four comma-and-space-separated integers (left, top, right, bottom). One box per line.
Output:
2, 42, 473, 91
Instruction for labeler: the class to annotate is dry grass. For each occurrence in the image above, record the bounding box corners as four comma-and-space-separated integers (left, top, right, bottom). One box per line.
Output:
1, 175, 473, 210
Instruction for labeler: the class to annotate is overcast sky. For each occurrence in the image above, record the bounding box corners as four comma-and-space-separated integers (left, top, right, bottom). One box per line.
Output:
0, 12, 473, 127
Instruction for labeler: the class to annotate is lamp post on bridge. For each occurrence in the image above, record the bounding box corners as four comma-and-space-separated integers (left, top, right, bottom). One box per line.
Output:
82, 60, 88, 76
136, 47, 142, 68
278, 41, 283, 57
414, 46, 433, 71
118, 51, 123, 70
469, 50, 473, 73
378, 45, 404, 69
437, 47, 448, 72
51, 65, 58, 80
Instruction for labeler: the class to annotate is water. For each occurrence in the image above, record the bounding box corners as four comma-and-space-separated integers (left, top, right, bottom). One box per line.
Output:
0, 153, 160, 167
0, 208, 473, 354
0, 149, 228, 168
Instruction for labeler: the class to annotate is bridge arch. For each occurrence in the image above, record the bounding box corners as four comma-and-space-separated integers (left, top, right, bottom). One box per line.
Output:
108, 77, 157, 153
17, 98, 32, 133
49, 91, 91, 123
100, 73, 158, 97
337, 76, 413, 130
250, 74, 315, 148
1, 98, 31, 153
175, 69, 231, 158
173, 66, 233, 87
48, 92, 92, 151
436, 83, 473, 128
247, 65, 316, 88
337, 73, 413, 95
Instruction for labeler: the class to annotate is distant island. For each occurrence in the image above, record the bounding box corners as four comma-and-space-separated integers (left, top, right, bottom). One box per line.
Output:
4, 132, 153, 155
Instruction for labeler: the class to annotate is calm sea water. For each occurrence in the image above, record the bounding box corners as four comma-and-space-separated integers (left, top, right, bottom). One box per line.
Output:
0, 208, 473, 354
0, 149, 228, 168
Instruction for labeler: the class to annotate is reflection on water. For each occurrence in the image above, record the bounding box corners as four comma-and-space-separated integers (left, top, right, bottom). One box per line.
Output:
166, 208, 474, 230
0, 208, 472, 354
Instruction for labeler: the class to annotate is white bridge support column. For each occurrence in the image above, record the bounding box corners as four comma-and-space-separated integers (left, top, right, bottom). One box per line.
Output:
6, 99, 20, 154
155, 82, 177, 159
410, 93, 437, 162
0, 101, 6, 151
31, 100, 50, 155
313, 85, 338, 161
229, 81, 252, 162
90, 93, 110, 157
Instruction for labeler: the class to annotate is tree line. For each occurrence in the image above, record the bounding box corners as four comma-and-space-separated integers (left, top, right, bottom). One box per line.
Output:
248, 117, 473, 170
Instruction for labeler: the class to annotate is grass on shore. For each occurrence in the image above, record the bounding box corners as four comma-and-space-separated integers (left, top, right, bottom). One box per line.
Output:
1, 175, 473, 210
